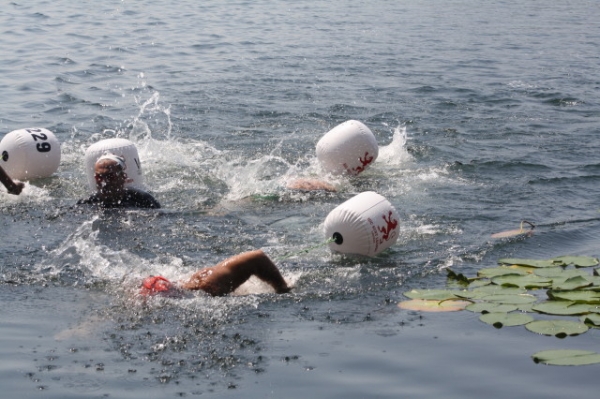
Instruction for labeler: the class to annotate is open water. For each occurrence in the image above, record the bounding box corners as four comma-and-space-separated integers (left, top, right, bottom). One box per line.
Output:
1, 1, 600, 398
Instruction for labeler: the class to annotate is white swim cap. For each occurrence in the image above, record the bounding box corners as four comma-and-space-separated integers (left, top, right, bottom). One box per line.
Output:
96, 153, 126, 170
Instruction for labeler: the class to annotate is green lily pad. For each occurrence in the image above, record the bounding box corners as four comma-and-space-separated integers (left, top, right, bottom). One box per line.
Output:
468, 279, 492, 288
478, 267, 528, 279
548, 290, 600, 304
397, 299, 471, 312
553, 256, 599, 268
586, 305, 600, 314
491, 274, 552, 289
446, 269, 471, 285
533, 267, 587, 279
580, 313, 600, 327
498, 258, 562, 268
516, 303, 534, 312
481, 293, 537, 305
469, 285, 526, 296
532, 301, 591, 316
525, 320, 589, 337
403, 289, 461, 301
466, 302, 518, 314
552, 276, 593, 291
479, 312, 534, 328
583, 275, 600, 287
532, 350, 600, 366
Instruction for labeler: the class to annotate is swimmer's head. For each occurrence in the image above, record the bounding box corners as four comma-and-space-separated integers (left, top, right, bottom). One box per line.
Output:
94, 153, 127, 190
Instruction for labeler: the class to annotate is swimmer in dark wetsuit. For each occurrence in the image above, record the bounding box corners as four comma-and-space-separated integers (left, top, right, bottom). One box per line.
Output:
78, 154, 160, 209
140, 250, 291, 297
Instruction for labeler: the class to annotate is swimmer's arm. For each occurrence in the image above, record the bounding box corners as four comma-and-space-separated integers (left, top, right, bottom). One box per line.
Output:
0, 165, 24, 195
181, 250, 290, 296
286, 178, 336, 192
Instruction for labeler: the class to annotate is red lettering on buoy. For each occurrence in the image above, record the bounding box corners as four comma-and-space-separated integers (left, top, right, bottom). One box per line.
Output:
351, 151, 374, 174
378, 211, 398, 243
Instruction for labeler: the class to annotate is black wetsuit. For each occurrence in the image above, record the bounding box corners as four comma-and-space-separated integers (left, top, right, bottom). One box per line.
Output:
78, 187, 161, 209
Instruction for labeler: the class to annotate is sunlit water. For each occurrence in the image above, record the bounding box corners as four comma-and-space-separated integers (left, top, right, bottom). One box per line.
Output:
1, 1, 600, 398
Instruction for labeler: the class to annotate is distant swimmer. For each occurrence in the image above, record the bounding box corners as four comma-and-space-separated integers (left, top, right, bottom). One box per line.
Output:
285, 177, 336, 192
78, 154, 161, 209
139, 250, 291, 297
0, 165, 24, 195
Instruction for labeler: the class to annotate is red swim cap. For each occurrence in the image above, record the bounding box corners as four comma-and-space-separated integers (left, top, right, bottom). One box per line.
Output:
140, 276, 174, 296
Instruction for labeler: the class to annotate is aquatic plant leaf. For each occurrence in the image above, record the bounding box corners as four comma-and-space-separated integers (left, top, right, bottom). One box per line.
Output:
583, 275, 600, 287
470, 285, 526, 296
491, 274, 552, 289
446, 269, 471, 285
397, 299, 471, 312
552, 276, 593, 291
586, 305, 600, 314
548, 290, 600, 304
525, 320, 589, 337
532, 350, 600, 366
465, 302, 518, 314
532, 301, 591, 316
479, 312, 533, 328
469, 279, 492, 288
516, 303, 534, 312
403, 289, 461, 301
533, 267, 587, 279
481, 293, 537, 305
498, 258, 562, 268
477, 267, 528, 279
553, 256, 599, 268
580, 313, 600, 327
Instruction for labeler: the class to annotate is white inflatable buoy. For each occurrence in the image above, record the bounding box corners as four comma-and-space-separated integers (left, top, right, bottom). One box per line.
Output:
0, 128, 61, 180
316, 120, 378, 176
84, 138, 144, 191
324, 191, 400, 257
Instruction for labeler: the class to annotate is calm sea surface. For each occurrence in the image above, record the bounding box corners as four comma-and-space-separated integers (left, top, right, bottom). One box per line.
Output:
1, 1, 600, 398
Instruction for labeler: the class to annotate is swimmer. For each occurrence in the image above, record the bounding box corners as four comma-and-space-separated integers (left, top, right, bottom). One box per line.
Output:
140, 250, 290, 297
0, 165, 24, 195
285, 177, 336, 192
78, 154, 161, 209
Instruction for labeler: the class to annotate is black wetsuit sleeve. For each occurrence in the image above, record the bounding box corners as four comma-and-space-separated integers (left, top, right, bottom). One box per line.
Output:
76, 193, 100, 205
123, 188, 161, 209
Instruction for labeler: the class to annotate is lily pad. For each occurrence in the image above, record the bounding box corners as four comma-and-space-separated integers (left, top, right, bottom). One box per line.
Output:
465, 302, 518, 314
525, 320, 589, 337
477, 266, 528, 279
481, 293, 537, 305
548, 290, 600, 304
470, 285, 527, 297
533, 267, 587, 279
553, 256, 599, 268
532, 301, 591, 316
491, 274, 552, 289
552, 276, 593, 291
479, 312, 534, 328
397, 299, 471, 312
403, 289, 461, 301
532, 350, 600, 366
446, 269, 471, 285
580, 313, 600, 327
498, 258, 562, 268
